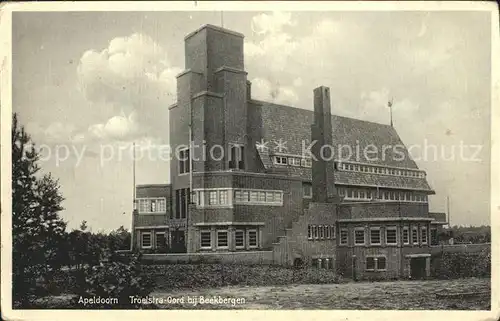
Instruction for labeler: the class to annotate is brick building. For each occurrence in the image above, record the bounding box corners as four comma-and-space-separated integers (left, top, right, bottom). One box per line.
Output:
131, 24, 447, 279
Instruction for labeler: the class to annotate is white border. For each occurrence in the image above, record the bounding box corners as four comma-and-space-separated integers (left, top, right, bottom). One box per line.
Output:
1, 2, 499, 321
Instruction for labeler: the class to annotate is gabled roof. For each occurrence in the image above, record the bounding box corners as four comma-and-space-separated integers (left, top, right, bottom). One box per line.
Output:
251, 100, 434, 192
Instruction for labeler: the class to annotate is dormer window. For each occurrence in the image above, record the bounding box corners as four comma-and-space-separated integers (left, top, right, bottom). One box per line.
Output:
274, 156, 287, 165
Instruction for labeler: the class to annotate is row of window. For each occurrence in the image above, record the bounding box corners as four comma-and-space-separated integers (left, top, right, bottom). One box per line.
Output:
340, 225, 428, 246
339, 162, 426, 178
200, 228, 258, 249
273, 153, 426, 179
192, 189, 284, 207
234, 189, 283, 204
307, 225, 336, 240
137, 198, 167, 214
274, 156, 312, 168
337, 187, 428, 203
141, 231, 167, 249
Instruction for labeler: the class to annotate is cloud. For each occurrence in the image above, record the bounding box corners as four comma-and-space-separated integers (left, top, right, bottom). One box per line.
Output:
251, 77, 299, 105
77, 33, 181, 142
87, 113, 140, 141
26, 121, 82, 144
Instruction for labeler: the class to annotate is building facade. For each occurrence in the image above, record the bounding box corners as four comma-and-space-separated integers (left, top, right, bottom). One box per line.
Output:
131, 24, 447, 279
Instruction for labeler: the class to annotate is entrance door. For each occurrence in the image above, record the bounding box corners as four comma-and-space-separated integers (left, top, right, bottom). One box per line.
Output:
171, 229, 186, 253
410, 257, 427, 279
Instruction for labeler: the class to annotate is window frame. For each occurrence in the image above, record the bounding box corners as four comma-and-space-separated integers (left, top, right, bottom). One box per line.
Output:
200, 229, 212, 250
247, 229, 258, 248
235, 229, 245, 249
370, 227, 381, 245
403, 226, 410, 245
340, 228, 348, 245
208, 190, 218, 205
421, 226, 428, 245
412, 226, 419, 245
155, 231, 166, 249
178, 148, 190, 175
216, 229, 229, 249
385, 226, 398, 246
274, 156, 287, 165
354, 227, 366, 246
137, 197, 167, 214
365, 255, 387, 271
141, 231, 152, 249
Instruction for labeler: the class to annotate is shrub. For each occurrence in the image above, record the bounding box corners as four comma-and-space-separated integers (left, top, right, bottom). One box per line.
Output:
431, 249, 491, 279
73, 253, 155, 308
148, 264, 342, 290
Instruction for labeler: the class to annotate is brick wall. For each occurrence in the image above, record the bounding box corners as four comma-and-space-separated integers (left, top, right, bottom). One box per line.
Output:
339, 202, 429, 219
142, 251, 274, 265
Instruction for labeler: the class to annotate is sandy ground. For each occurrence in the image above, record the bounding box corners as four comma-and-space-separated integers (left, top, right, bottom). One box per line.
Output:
151, 277, 490, 310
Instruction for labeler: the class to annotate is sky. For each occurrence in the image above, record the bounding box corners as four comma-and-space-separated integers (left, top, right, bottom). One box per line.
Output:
12, 9, 492, 231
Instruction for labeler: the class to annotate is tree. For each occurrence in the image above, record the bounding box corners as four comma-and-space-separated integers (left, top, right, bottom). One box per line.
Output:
12, 113, 67, 306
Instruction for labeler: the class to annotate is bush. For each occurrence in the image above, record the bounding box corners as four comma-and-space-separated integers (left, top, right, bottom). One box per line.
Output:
148, 264, 342, 290
431, 249, 491, 279
73, 253, 155, 308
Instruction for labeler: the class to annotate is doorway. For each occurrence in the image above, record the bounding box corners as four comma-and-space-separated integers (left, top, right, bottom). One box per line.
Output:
170, 229, 186, 253
410, 257, 427, 279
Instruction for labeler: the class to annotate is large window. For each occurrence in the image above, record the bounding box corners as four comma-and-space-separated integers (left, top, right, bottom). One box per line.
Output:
200, 230, 212, 249
233, 189, 283, 206
354, 228, 365, 245
178, 148, 190, 174
217, 230, 228, 248
141, 232, 152, 249
138, 198, 167, 214
386, 226, 398, 245
340, 229, 349, 245
248, 230, 258, 248
370, 227, 381, 245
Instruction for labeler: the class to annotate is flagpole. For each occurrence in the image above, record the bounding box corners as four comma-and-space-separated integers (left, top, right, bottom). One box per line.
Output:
388, 98, 394, 127
447, 195, 451, 227
131, 141, 136, 251
221, 11, 224, 28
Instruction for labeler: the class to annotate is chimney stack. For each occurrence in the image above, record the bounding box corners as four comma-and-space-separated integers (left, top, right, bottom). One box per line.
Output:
311, 86, 339, 203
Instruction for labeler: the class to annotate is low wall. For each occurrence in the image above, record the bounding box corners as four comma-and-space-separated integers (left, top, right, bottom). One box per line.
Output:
142, 251, 274, 265
430, 243, 490, 255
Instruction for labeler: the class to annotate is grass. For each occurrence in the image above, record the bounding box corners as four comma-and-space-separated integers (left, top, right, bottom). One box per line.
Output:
151, 277, 490, 310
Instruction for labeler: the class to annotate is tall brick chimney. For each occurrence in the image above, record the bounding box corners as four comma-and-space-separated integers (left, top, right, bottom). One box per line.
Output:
311, 86, 339, 203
